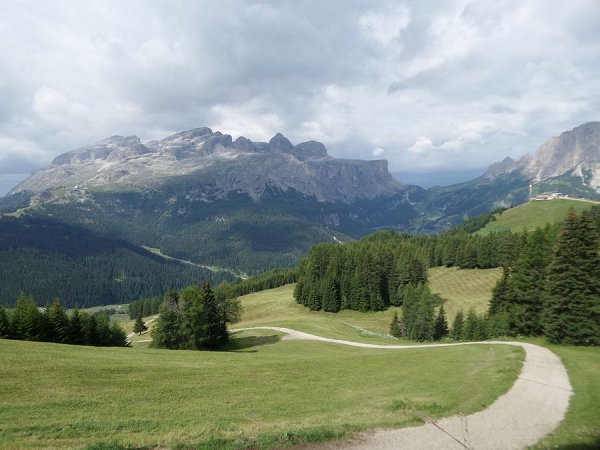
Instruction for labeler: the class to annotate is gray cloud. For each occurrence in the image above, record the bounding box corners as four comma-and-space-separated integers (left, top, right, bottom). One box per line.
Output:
0, 0, 599, 185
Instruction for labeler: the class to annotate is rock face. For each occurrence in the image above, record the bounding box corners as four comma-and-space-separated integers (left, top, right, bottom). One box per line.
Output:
12, 128, 405, 204
486, 122, 600, 192
519, 122, 600, 189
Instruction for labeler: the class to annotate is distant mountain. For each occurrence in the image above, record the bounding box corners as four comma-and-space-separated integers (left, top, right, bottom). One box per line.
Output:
2, 122, 598, 279
10, 128, 407, 203
3, 128, 424, 274
420, 122, 600, 231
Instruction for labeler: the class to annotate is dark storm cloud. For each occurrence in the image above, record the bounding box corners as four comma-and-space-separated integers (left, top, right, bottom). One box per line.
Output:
0, 0, 598, 183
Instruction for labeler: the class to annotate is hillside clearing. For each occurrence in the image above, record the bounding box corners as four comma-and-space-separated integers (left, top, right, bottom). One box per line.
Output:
429, 266, 502, 319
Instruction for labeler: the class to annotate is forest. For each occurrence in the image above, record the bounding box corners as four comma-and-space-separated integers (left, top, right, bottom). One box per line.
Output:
296, 207, 600, 345
0, 295, 128, 347
0, 217, 234, 308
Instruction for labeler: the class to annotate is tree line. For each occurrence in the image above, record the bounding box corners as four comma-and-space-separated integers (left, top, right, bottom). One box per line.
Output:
487, 208, 600, 345
151, 282, 241, 350
295, 206, 599, 346
294, 228, 522, 313
0, 295, 128, 347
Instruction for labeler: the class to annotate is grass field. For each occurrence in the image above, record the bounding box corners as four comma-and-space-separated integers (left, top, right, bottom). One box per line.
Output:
234, 285, 403, 344
478, 198, 598, 235
0, 333, 523, 450
429, 266, 502, 319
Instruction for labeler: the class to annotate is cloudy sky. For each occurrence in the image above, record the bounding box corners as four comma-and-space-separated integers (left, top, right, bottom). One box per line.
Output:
1, 0, 599, 194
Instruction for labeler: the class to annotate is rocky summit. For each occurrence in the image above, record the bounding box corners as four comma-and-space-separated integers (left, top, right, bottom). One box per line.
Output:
483, 122, 600, 196
11, 128, 405, 204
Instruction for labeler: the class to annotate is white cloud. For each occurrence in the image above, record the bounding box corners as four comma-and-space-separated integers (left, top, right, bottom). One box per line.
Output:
409, 137, 434, 154
372, 147, 385, 157
0, 0, 598, 180
358, 5, 411, 46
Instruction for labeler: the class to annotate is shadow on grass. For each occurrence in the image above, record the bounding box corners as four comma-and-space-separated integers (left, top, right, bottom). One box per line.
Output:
222, 332, 282, 352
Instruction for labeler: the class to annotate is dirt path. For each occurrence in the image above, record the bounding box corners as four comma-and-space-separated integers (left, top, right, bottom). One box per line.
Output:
235, 326, 573, 450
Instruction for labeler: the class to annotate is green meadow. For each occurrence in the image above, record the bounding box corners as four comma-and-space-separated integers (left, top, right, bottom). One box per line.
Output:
0, 333, 522, 449
1, 268, 598, 449
478, 198, 598, 235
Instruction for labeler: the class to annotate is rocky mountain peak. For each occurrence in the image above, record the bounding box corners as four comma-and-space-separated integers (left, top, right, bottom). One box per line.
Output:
10, 126, 405, 203
520, 121, 600, 183
484, 156, 518, 178
269, 133, 295, 153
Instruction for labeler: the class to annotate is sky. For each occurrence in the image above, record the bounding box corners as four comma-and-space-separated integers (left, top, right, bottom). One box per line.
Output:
1, 0, 599, 194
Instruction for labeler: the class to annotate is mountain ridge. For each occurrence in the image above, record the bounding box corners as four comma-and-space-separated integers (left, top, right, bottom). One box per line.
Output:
11, 128, 406, 204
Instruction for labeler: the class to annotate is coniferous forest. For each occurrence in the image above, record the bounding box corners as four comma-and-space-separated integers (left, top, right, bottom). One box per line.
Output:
0, 295, 128, 347
295, 206, 600, 345
0, 217, 235, 308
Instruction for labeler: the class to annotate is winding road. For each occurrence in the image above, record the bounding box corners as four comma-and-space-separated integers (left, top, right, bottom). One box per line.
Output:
235, 326, 573, 450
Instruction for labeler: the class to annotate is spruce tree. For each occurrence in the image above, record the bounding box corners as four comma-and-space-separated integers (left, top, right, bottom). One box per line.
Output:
488, 266, 511, 316
451, 310, 464, 340
508, 228, 552, 335
11, 294, 41, 341
152, 290, 184, 349
46, 298, 70, 343
544, 210, 600, 345
133, 316, 148, 335
433, 305, 449, 341
463, 309, 478, 340
389, 311, 401, 338
200, 282, 229, 349
108, 322, 129, 347
321, 276, 341, 312
68, 309, 85, 345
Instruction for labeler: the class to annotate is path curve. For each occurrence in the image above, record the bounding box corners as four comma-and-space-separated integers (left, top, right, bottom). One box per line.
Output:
234, 327, 573, 450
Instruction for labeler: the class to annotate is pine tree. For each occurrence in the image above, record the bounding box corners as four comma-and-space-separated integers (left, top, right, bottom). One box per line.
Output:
68, 309, 85, 345
433, 305, 449, 341
152, 290, 183, 349
11, 294, 41, 340
200, 282, 229, 349
544, 210, 600, 345
488, 266, 511, 316
108, 322, 129, 347
46, 298, 70, 343
508, 228, 552, 335
81, 313, 98, 346
408, 287, 436, 341
389, 311, 401, 338
451, 310, 464, 340
133, 316, 148, 335
321, 276, 341, 312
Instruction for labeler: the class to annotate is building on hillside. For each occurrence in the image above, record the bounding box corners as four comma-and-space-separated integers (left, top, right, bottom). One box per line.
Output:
532, 192, 567, 201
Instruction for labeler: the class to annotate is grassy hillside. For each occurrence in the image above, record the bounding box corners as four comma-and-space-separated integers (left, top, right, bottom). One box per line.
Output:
0, 336, 522, 449
429, 267, 502, 319
233, 266, 501, 342
235, 285, 402, 344
477, 199, 598, 235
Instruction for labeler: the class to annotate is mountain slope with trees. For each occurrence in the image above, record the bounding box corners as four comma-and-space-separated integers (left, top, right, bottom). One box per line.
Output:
0, 217, 234, 308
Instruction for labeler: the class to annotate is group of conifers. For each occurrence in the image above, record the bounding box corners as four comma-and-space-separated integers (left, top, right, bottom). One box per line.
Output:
1, 207, 598, 350
296, 207, 600, 346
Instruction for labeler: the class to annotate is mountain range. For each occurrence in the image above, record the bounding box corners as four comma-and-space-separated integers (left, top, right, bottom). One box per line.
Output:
1, 121, 599, 299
